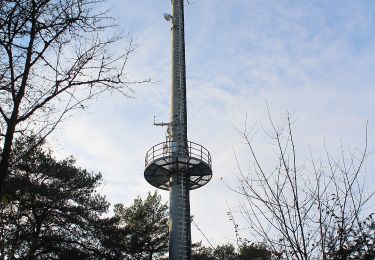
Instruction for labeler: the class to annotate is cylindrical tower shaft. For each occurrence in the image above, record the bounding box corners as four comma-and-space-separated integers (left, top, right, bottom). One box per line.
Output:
169, 0, 191, 259
145, 0, 211, 258
169, 170, 191, 259
170, 0, 187, 147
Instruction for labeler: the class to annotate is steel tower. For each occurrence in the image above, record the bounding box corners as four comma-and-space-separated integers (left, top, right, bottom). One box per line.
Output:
144, 0, 212, 259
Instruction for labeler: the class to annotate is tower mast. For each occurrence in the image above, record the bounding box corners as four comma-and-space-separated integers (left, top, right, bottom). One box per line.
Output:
144, 1, 212, 259
169, 0, 190, 257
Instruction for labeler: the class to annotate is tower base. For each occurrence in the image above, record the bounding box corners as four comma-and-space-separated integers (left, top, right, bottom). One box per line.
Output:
169, 171, 191, 259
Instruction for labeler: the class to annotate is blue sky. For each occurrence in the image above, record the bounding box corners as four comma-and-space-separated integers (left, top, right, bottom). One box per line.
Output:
53, 0, 375, 246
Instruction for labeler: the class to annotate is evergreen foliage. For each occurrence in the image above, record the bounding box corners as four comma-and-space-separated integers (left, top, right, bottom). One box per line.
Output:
0, 140, 123, 259
192, 242, 275, 260
114, 192, 169, 260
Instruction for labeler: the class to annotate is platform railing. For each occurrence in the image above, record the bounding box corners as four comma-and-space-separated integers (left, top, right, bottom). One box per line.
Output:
145, 141, 211, 168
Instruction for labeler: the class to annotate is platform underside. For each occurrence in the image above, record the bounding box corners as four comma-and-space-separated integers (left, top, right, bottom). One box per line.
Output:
144, 156, 212, 190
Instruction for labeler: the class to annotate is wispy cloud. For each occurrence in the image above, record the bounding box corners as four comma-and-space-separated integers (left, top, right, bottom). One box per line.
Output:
52, 0, 375, 245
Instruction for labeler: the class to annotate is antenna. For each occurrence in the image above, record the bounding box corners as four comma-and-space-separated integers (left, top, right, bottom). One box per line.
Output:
163, 13, 173, 21
153, 116, 169, 127
144, 0, 212, 259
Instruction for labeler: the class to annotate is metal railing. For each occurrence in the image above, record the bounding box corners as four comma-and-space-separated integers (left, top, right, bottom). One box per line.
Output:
145, 141, 211, 168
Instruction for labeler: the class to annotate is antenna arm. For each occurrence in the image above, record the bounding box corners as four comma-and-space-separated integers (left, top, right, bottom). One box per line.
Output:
153, 116, 170, 127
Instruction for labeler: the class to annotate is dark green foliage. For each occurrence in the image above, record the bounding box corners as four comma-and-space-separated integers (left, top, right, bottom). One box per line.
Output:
325, 213, 375, 260
192, 242, 214, 260
192, 242, 275, 260
0, 140, 123, 259
238, 243, 275, 260
213, 244, 237, 260
114, 191, 169, 260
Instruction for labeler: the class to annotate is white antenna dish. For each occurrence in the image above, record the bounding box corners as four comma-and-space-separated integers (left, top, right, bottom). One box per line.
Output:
163, 13, 173, 22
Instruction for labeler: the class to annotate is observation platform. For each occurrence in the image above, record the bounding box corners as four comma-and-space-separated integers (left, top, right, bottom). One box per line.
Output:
144, 141, 212, 190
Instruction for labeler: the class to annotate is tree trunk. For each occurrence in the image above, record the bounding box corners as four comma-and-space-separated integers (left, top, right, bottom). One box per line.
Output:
0, 121, 17, 197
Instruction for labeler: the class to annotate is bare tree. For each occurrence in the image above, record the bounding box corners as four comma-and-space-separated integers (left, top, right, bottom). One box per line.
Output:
230, 113, 374, 259
0, 0, 146, 196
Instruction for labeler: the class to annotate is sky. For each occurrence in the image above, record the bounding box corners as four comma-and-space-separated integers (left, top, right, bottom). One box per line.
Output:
52, 0, 375, 246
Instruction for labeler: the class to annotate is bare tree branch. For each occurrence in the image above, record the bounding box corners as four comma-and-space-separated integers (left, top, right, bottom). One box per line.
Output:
229, 112, 374, 259
0, 0, 149, 197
